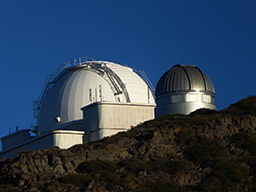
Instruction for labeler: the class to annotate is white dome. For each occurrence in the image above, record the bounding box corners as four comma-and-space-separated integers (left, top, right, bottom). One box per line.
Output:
37, 60, 155, 133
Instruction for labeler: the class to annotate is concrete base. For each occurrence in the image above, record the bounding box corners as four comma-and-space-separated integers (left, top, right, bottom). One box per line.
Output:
82, 101, 156, 142
0, 102, 156, 159
0, 130, 84, 159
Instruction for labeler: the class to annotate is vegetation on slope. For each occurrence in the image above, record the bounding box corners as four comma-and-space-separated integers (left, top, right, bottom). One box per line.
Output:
1, 96, 256, 191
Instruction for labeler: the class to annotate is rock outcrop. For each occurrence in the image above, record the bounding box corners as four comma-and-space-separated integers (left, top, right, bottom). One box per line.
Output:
1, 96, 256, 191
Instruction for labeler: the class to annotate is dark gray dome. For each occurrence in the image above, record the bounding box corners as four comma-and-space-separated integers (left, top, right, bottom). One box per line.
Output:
156, 65, 215, 97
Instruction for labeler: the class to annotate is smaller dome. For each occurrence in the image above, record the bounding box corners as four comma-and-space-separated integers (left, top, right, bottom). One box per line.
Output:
155, 65, 215, 97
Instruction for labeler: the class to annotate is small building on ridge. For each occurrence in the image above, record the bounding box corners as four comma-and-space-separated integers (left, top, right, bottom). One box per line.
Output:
155, 64, 216, 118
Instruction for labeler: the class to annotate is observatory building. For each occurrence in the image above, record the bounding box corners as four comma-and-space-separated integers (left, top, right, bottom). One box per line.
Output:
0, 58, 156, 158
0, 60, 217, 159
155, 64, 216, 118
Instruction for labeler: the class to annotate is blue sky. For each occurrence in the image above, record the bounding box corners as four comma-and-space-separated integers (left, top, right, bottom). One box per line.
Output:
0, 0, 256, 145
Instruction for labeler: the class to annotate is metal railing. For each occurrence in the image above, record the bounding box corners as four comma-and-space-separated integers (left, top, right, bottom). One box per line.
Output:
51, 57, 94, 82
134, 69, 155, 97
36, 57, 94, 109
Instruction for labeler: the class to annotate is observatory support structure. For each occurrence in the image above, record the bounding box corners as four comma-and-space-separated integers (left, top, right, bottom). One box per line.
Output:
82, 102, 155, 142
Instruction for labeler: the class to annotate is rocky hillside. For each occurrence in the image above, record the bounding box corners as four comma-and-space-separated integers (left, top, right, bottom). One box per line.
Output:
1, 96, 256, 191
